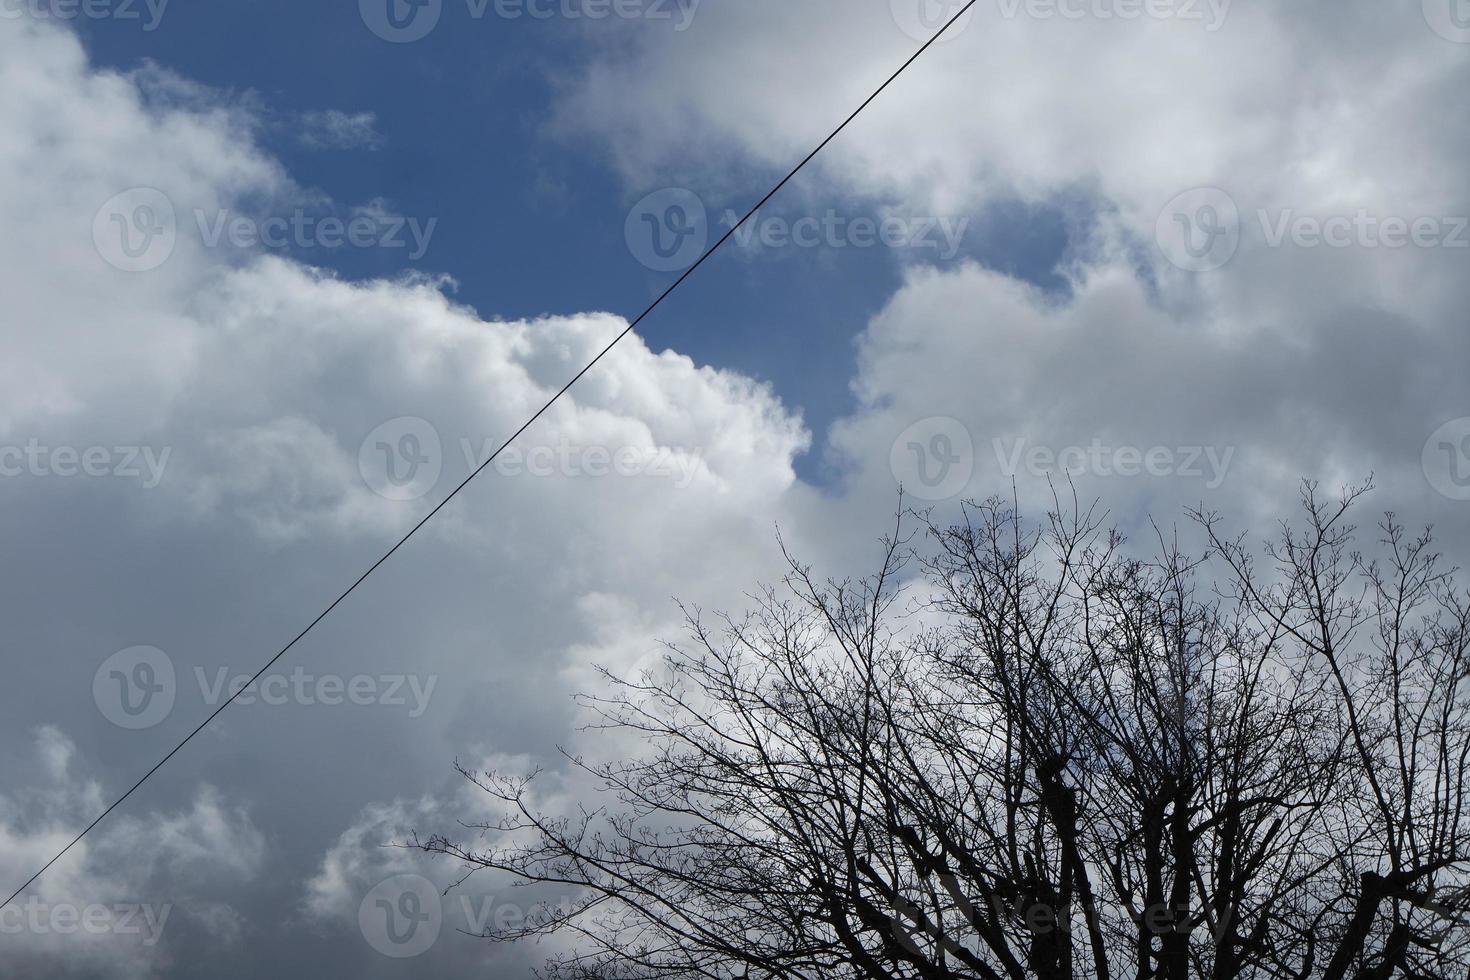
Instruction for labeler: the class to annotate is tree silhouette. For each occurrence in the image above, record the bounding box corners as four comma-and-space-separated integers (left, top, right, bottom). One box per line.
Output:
419, 483, 1470, 979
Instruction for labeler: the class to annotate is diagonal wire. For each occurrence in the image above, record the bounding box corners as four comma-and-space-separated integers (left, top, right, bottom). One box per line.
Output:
2, 0, 978, 911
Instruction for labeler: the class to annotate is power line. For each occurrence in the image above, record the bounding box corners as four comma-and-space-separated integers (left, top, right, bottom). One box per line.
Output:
2, 0, 979, 911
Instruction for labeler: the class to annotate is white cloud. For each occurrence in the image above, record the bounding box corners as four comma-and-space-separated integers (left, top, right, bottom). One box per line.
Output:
0, 729, 263, 979
557, 2, 1469, 221
549, 0, 1470, 537
4, 3, 1469, 976
0, 15, 814, 975
297, 110, 383, 151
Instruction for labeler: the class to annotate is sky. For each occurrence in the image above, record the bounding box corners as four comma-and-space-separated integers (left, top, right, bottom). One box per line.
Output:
1, 0, 1468, 976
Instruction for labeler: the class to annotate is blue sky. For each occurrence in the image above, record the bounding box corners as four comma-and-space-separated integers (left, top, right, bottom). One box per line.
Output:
73, 0, 1076, 485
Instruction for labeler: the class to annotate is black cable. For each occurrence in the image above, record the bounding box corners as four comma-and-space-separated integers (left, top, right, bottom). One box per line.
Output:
2, 0, 979, 911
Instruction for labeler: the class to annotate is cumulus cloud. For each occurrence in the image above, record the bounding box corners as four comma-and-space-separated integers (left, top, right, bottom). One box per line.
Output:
551, 0, 1470, 538
557, 2, 1468, 219
301, 754, 552, 924
4, 1, 1469, 976
0, 729, 263, 979
0, 14, 813, 976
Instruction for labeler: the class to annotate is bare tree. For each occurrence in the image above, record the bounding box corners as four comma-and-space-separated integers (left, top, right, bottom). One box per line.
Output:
417, 484, 1470, 979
